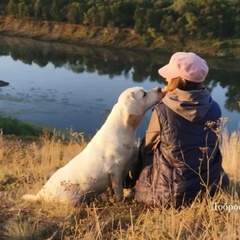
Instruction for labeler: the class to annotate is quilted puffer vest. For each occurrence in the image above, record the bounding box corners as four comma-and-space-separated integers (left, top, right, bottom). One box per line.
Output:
135, 101, 229, 208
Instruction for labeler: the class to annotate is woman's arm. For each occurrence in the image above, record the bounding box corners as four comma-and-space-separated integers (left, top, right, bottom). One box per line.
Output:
145, 109, 161, 151
139, 109, 161, 168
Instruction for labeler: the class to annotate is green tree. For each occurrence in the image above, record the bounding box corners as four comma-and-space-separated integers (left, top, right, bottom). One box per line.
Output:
6, 0, 16, 16
134, 7, 146, 33
49, 0, 62, 21
65, 2, 82, 24
160, 14, 175, 34
84, 6, 99, 26
184, 12, 198, 36
97, 5, 110, 27
33, 0, 42, 20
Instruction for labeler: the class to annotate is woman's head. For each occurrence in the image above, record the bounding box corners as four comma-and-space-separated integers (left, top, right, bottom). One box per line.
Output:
158, 52, 209, 84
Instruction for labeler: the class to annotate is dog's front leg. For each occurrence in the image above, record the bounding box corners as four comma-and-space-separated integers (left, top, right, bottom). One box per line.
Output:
108, 166, 124, 201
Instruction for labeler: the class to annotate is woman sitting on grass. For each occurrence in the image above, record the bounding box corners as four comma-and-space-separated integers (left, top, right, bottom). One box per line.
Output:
135, 52, 229, 208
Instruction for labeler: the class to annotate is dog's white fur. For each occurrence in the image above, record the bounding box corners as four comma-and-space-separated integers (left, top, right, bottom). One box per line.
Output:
22, 86, 162, 203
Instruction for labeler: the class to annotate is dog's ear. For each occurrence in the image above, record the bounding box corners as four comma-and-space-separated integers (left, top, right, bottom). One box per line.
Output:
125, 91, 145, 116
129, 91, 135, 101
118, 88, 145, 116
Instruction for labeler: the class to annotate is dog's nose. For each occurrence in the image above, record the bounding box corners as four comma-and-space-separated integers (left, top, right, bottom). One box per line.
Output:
154, 87, 162, 93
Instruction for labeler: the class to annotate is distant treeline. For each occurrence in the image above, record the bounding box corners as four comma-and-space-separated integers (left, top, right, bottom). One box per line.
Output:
0, 0, 239, 39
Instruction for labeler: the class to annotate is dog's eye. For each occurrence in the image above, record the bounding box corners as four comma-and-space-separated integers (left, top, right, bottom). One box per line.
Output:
142, 91, 147, 98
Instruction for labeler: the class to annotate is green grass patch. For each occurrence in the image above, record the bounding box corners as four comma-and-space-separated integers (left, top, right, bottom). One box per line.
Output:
0, 116, 42, 137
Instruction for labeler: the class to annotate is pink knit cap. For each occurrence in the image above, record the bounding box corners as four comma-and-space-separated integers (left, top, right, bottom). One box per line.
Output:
158, 52, 209, 82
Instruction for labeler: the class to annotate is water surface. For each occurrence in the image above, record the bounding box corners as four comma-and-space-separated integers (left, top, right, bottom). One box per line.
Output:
0, 36, 239, 137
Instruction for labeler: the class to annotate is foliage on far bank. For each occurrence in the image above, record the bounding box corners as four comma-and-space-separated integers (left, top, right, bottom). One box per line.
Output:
1, 0, 239, 40
0, 1, 240, 59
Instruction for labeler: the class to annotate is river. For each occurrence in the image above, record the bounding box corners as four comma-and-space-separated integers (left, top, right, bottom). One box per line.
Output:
0, 36, 239, 138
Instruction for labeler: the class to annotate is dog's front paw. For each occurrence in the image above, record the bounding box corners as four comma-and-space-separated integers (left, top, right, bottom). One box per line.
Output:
112, 191, 124, 202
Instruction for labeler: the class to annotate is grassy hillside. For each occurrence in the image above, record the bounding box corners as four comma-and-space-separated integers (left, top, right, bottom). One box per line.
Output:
0, 128, 239, 239
0, 16, 240, 57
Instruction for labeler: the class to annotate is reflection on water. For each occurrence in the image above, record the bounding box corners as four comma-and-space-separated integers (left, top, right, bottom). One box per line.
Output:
0, 36, 239, 136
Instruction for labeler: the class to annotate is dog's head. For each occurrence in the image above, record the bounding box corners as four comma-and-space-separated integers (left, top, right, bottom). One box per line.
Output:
118, 87, 163, 116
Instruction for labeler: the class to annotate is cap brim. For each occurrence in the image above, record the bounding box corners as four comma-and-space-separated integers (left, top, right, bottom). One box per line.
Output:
158, 64, 179, 79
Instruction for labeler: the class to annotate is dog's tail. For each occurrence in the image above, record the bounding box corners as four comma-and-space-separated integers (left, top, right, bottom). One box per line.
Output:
22, 194, 40, 202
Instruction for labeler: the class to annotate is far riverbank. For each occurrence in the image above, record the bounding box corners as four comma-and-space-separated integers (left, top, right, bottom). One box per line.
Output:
0, 16, 240, 58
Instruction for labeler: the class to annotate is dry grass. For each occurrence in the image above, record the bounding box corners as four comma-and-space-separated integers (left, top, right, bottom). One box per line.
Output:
0, 128, 240, 240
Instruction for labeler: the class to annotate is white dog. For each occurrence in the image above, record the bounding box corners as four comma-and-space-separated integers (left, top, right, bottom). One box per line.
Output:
23, 86, 162, 203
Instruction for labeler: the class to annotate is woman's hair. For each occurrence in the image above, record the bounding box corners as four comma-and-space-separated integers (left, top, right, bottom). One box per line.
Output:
166, 77, 203, 92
